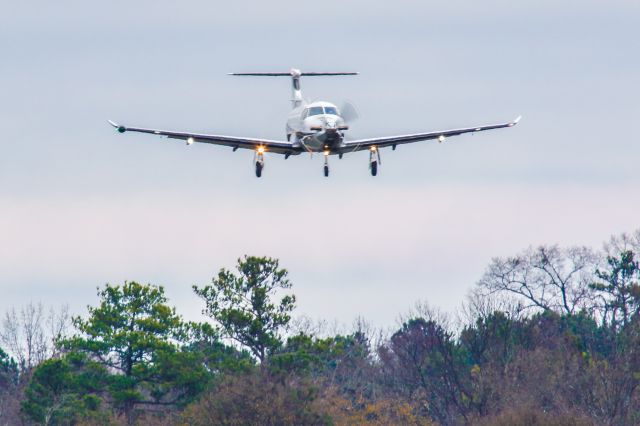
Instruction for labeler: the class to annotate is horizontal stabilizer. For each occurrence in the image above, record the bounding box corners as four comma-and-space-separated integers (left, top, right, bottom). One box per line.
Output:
229, 70, 358, 77
229, 68, 357, 107
301, 72, 359, 76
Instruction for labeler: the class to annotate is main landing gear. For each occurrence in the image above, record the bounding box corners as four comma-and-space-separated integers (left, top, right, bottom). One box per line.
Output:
255, 148, 265, 178
369, 146, 380, 176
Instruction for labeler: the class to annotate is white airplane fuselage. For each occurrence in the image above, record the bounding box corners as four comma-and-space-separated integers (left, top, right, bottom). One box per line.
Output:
286, 101, 348, 152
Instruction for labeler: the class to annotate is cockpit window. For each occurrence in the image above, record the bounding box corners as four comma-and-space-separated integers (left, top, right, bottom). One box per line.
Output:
324, 106, 339, 116
308, 106, 324, 116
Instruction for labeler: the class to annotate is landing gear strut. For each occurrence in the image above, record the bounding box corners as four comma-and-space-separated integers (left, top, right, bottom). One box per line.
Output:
369, 146, 379, 176
255, 149, 265, 178
323, 151, 329, 177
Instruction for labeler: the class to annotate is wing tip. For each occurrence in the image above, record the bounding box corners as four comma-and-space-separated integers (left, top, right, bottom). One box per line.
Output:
508, 115, 522, 127
107, 120, 126, 133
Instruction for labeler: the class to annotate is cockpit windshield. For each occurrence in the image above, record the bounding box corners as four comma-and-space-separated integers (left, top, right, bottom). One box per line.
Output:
308, 107, 324, 116
324, 106, 339, 116
305, 106, 340, 117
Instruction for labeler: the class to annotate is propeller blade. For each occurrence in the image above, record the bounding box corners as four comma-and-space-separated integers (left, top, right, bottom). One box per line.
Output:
341, 101, 360, 124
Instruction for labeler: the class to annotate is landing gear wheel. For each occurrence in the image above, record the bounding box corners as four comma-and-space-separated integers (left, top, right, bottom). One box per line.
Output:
255, 162, 263, 178
324, 165, 329, 177
370, 161, 378, 176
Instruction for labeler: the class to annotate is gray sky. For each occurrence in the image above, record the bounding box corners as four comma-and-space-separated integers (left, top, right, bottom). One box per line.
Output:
1, 0, 639, 329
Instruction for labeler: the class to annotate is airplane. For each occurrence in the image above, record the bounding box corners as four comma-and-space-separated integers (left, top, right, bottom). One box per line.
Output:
108, 68, 520, 177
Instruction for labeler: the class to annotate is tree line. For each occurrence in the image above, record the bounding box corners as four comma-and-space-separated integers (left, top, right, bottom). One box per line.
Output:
1, 230, 639, 425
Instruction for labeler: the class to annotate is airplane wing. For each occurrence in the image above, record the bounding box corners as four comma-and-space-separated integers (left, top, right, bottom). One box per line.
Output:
107, 121, 300, 155
337, 116, 521, 154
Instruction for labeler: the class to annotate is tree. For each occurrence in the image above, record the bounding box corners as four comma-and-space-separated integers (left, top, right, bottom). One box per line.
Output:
21, 352, 110, 425
379, 318, 471, 424
180, 368, 329, 426
270, 330, 374, 400
0, 346, 18, 388
591, 250, 640, 329
193, 256, 296, 362
184, 322, 255, 375
64, 281, 208, 423
477, 245, 597, 315
0, 302, 71, 372
0, 347, 19, 424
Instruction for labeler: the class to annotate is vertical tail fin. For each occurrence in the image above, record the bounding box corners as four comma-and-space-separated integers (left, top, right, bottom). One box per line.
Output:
229, 69, 358, 108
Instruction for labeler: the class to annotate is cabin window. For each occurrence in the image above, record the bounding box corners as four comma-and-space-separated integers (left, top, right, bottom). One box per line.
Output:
308, 107, 324, 116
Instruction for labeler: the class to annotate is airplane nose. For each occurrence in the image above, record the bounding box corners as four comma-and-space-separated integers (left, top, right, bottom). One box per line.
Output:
325, 119, 337, 130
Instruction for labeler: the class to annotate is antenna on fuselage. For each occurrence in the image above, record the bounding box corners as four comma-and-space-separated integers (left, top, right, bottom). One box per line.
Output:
229, 68, 358, 108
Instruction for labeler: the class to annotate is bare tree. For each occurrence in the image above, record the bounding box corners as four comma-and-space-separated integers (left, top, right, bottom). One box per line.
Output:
0, 302, 71, 372
604, 229, 640, 258
458, 289, 526, 330
477, 245, 598, 316
46, 304, 71, 359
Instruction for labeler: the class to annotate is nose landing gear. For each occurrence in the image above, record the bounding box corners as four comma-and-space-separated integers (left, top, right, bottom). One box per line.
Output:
323, 150, 330, 177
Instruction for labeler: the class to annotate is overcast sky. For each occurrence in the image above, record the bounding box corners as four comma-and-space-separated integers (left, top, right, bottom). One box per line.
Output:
1, 0, 639, 330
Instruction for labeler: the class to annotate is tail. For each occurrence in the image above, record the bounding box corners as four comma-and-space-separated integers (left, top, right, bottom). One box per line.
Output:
229, 68, 358, 108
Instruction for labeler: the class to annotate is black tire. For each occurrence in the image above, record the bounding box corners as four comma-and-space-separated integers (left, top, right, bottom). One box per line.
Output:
324, 165, 329, 177
255, 162, 263, 178
371, 161, 378, 176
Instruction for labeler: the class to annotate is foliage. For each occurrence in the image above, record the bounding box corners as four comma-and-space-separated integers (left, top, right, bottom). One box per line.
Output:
0, 346, 18, 387
270, 331, 368, 375
193, 256, 296, 362
9, 230, 640, 424
314, 389, 433, 426
473, 407, 595, 426
180, 369, 330, 426
591, 250, 640, 329
0, 347, 20, 425
21, 352, 110, 425
379, 318, 471, 424
183, 321, 255, 375
63, 281, 210, 422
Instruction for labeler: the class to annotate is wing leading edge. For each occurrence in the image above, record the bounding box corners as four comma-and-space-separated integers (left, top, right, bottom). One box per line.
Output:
107, 121, 299, 155
337, 116, 521, 154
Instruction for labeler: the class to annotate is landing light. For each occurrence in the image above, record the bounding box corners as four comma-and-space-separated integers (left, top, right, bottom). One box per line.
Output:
187, 137, 194, 146
323, 150, 330, 156
257, 146, 265, 154
438, 135, 446, 143
370, 146, 377, 152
